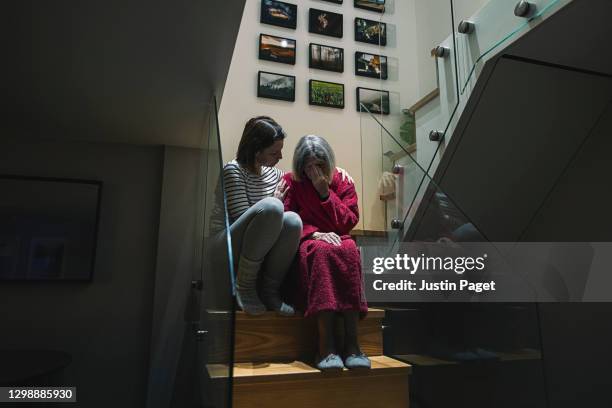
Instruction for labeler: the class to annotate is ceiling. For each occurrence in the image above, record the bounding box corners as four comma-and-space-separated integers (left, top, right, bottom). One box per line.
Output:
2, 0, 246, 147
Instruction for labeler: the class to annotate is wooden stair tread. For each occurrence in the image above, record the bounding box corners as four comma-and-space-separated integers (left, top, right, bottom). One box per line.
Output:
393, 348, 542, 366
209, 356, 411, 384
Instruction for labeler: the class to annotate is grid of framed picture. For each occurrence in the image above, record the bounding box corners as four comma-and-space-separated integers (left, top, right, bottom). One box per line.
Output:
256, 0, 393, 110
356, 87, 390, 114
258, 71, 296, 102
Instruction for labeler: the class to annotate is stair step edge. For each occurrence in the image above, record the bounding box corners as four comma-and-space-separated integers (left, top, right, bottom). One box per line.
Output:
208, 355, 411, 384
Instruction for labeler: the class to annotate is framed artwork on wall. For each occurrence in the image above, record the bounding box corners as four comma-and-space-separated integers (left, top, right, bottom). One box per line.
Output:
320, 0, 343, 4
309, 80, 345, 109
309, 43, 344, 73
354, 0, 385, 13
355, 51, 388, 79
257, 71, 296, 102
356, 87, 390, 114
260, 0, 298, 29
309, 8, 343, 38
0, 175, 102, 282
259, 33, 296, 65
355, 17, 387, 45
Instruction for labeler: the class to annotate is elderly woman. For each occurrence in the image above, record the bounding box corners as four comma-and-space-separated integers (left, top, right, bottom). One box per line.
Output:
282, 135, 370, 370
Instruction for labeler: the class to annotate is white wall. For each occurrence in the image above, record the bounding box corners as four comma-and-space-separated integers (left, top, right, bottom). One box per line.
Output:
219, 0, 488, 231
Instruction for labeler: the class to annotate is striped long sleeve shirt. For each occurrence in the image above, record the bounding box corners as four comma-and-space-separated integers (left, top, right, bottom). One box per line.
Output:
223, 160, 283, 224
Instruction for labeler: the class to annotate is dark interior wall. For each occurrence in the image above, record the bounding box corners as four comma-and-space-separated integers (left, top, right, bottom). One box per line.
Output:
147, 146, 204, 408
0, 136, 164, 407
538, 303, 612, 408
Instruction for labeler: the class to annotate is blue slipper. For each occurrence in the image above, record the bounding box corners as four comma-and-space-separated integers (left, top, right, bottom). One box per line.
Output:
344, 353, 371, 369
316, 353, 345, 371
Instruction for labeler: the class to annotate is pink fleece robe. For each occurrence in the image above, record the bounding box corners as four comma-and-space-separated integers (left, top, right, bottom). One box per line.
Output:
283, 171, 368, 317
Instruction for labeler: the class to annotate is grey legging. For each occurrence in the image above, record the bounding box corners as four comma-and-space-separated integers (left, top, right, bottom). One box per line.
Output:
228, 197, 302, 282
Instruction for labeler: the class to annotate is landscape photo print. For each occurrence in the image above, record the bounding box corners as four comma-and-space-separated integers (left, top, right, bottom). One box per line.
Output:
259, 33, 297, 65
357, 87, 390, 114
258, 71, 296, 102
310, 43, 344, 73
309, 80, 345, 109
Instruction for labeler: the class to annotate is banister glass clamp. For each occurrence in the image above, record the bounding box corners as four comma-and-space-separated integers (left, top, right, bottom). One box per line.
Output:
429, 130, 444, 142
434, 46, 450, 58
391, 219, 403, 230
458, 20, 475, 34
514, 1, 536, 18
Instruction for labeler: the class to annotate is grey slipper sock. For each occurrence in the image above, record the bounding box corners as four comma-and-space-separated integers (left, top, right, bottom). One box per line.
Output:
261, 277, 295, 316
236, 255, 266, 315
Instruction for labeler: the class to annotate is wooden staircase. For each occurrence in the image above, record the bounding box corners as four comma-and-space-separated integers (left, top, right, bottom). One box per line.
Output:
209, 308, 411, 408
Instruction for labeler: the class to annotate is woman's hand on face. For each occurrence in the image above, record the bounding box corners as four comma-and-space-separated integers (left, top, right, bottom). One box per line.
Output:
336, 167, 354, 184
312, 231, 342, 246
306, 166, 329, 198
274, 179, 289, 201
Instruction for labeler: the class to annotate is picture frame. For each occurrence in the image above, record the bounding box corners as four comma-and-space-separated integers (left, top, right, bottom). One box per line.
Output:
309, 43, 344, 73
320, 0, 343, 4
257, 71, 296, 102
260, 0, 298, 29
309, 80, 345, 109
354, 0, 385, 13
309, 8, 343, 38
355, 51, 388, 79
355, 17, 387, 45
259, 33, 297, 65
356, 87, 390, 114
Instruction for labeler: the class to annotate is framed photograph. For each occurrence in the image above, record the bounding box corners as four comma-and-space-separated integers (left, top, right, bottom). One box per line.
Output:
260, 0, 298, 29
355, 51, 388, 79
309, 43, 344, 73
321, 0, 343, 4
309, 80, 345, 109
355, 17, 387, 45
354, 0, 385, 13
259, 33, 296, 65
356, 87, 390, 114
309, 8, 343, 38
258, 71, 296, 102
0, 175, 101, 281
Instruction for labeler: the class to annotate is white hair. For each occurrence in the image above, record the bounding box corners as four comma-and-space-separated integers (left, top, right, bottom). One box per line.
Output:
292, 135, 336, 181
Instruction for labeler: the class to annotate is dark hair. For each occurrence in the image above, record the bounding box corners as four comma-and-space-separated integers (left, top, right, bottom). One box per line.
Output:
236, 116, 286, 171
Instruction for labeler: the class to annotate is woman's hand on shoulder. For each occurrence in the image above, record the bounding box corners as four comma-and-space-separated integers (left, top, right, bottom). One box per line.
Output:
312, 231, 342, 246
336, 167, 354, 184
274, 178, 290, 201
